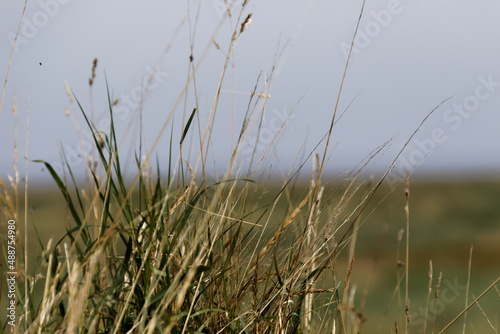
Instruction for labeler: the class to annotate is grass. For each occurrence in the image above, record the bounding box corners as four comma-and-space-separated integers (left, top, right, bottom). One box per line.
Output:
1, 1, 500, 333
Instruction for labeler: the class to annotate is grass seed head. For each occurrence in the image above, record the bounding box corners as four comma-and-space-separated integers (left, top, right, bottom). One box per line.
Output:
89, 57, 98, 86
240, 13, 252, 34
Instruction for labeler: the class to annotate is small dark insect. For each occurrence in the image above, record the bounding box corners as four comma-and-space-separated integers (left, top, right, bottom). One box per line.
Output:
39, 62, 42, 66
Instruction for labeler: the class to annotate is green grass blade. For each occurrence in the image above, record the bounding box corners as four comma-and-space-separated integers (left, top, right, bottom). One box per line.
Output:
33, 160, 83, 229
180, 107, 197, 145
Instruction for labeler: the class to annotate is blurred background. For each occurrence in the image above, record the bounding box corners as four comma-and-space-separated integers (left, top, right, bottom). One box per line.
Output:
1, 1, 499, 332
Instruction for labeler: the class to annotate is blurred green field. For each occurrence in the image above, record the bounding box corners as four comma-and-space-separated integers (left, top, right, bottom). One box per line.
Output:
256, 176, 500, 332
6, 176, 500, 332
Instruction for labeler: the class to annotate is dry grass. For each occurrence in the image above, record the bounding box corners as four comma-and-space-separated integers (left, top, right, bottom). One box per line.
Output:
1, 1, 499, 333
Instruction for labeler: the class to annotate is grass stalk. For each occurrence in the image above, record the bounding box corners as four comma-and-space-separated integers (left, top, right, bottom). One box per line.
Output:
0, 1, 28, 115
404, 172, 410, 334
439, 276, 500, 333
423, 260, 433, 334
432, 272, 442, 334
462, 245, 473, 334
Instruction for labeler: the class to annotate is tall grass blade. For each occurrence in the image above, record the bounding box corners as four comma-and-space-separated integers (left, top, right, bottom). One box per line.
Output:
180, 107, 197, 145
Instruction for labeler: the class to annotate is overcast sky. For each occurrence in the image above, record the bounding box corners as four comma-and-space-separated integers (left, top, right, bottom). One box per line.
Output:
1, 0, 500, 185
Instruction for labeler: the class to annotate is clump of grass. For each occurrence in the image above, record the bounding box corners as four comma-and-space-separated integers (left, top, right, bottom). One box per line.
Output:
14, 4, 354, 331
10, 4, 380, 330
23, 86, 351, 332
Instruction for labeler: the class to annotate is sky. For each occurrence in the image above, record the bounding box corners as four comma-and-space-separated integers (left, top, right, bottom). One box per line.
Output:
1, 0, 500, 186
